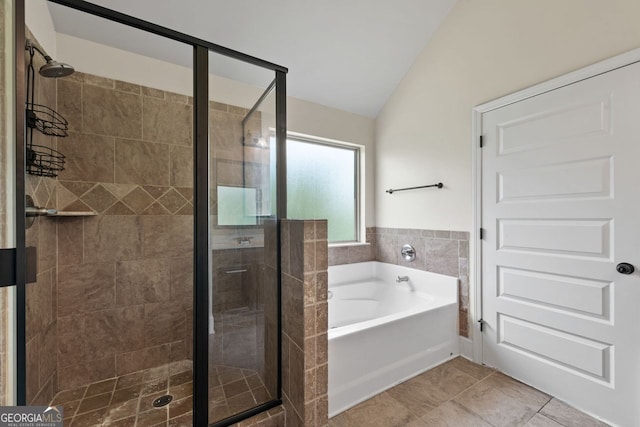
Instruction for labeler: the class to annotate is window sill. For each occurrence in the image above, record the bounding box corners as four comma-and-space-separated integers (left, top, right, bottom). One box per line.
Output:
328, 242, 370, 248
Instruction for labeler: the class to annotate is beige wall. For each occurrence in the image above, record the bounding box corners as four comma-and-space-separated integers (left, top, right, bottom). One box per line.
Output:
24, 0, 55, 57
55, 33, 377, 228
375, 0, 640, 231
288, 98, 375, 227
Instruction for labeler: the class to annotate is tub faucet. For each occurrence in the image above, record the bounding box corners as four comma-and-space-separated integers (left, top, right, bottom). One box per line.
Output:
396, 275, 409, 283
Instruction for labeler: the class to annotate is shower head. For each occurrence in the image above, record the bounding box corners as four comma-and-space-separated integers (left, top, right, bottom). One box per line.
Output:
25, 39, 75, 78
39, 56, 75, 78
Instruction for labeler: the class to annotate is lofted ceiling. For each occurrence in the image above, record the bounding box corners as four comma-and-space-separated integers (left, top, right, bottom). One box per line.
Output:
48, 0, 456, 118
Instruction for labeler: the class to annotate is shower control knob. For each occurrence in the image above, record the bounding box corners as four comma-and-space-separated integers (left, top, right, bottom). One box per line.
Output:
616, 262, 635, 275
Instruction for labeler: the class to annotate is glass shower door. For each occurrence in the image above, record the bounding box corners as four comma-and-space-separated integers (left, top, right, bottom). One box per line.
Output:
207, 50, 280, 425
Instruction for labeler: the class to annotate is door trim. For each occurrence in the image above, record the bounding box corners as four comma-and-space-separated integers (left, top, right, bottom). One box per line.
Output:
470, 47, 640, 364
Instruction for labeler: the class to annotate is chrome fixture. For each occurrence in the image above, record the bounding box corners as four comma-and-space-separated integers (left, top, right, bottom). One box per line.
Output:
26, 39, 75, 78
25, 195, 57, 229
396, 276, 409, 283
238, 236, 253, 245
401, 244, 416, 262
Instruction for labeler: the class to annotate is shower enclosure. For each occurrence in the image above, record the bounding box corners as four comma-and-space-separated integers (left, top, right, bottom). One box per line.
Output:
2, 0, 287, 425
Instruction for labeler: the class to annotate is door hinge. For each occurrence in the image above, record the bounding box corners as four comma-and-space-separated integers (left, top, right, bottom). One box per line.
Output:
479, 135, 484, 148
478, 318, 485, 332
479, 228, 485, 239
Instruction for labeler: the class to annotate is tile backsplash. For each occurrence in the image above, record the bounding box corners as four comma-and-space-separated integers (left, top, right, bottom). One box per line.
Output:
328, 227, 470, 337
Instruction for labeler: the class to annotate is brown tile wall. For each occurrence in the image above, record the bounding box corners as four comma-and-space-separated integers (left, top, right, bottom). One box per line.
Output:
329, 227, 470, 337
53, 71, 195, 391
281, 220, 328, 427
24, 32, 59, 405
212, 247, 264, 314
209, 100, 269, 249
234, 406, 285, 427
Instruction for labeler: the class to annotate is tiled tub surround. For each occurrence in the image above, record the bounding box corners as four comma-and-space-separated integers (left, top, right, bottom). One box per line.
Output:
328, 227, 470, 337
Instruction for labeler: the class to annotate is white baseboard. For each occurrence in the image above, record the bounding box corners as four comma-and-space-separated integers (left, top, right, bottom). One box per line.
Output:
459, 336, 473, 360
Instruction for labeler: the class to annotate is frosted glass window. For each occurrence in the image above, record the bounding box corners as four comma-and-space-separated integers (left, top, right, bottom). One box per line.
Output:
217, 186, 257, 226
287, 138, 358, 242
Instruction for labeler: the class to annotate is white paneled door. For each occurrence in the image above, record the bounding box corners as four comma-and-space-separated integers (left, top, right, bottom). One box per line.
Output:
481, 62, 640, 427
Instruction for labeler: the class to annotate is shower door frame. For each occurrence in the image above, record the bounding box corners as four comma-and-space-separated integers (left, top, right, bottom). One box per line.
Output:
13, 1, 288, 426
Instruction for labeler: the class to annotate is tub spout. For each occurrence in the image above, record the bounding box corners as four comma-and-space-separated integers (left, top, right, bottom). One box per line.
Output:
396, 275, 409, 283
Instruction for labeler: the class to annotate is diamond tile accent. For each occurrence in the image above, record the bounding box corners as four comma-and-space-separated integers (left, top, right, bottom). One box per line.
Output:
60, 181, 96, 197
102, 183, 137, 200
42, 177, 55, 197
26, 175, 36, 196
143, 186, 170, 199
34, 179, 50, 207
175, 187, 193, 202
176, 203, 193, 216
122, 187, 154, 214
81, 185, 118, 213
64, 199, 93, 212
57, 185, 78, 210
158, 189, 188, 214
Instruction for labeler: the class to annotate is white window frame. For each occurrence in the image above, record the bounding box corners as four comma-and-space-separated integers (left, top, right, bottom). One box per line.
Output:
286, 131, 365, 245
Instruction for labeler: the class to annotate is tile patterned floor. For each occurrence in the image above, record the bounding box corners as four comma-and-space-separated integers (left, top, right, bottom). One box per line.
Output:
52, 352, 609, 426
329, 357, 610, 427
50, 361, 271, 426
208, 365, 272, 423
51, 360, 194, 426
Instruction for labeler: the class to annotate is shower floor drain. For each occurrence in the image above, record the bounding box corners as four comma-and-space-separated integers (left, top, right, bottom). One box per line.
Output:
152, 395, 173, 408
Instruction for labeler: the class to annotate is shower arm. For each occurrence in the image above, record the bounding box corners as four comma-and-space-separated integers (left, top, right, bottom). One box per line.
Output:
25, 39, 53, 62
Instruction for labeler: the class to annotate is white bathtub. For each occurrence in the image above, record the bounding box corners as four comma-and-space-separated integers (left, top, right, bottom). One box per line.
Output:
328, 261, 459, 416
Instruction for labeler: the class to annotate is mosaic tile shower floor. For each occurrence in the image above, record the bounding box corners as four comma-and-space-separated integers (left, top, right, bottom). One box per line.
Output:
50, 308, 271, 426
50, 360, 270, 426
